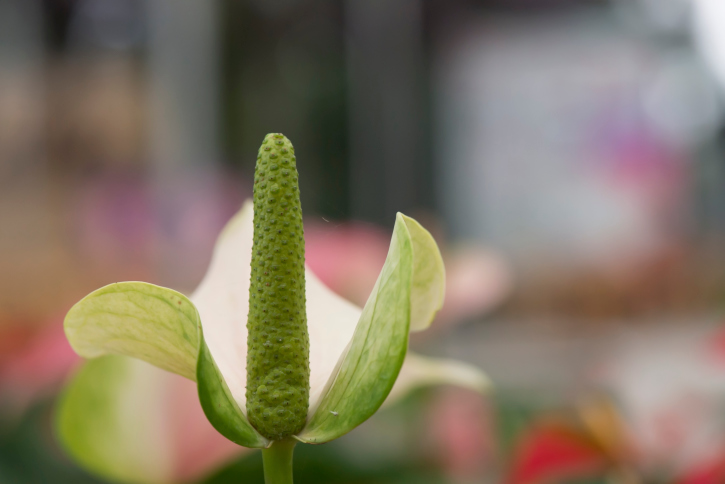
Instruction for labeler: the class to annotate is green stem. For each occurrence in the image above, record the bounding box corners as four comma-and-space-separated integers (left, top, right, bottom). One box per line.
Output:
262, 438, 296, 484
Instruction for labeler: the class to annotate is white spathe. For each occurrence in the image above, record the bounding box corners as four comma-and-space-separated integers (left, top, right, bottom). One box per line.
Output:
192, 201, 484, 415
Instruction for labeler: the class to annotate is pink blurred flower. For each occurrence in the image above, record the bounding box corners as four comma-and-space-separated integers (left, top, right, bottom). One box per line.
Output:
304, 222, 389, 307
0, 321, 79, 413
426, 388, 493, 482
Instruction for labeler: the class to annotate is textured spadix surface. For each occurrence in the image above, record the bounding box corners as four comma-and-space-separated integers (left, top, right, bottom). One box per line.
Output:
59, 200, 488, 483
246, 133, 309, 440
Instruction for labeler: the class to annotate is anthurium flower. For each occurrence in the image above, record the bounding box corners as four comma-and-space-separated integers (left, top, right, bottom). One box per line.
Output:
58, 134, 487, 484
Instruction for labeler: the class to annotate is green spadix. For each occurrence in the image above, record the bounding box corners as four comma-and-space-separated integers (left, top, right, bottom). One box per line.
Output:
247, 133, 309, 440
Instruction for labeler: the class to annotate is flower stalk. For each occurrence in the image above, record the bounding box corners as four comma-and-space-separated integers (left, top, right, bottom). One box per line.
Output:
261, 439, 296, 484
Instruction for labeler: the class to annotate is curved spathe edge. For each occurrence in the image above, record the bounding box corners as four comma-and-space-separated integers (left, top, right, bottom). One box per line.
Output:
64, 282, 201, 382
297, 212, 444, 443
196, 326, 269, 449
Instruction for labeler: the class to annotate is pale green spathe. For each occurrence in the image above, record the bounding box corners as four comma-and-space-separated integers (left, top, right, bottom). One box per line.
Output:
197, 328, 269, 448
405, 216, 446, 332
57, 356, 173, 484
64, 283, 199, 381
297, 214, 416, 443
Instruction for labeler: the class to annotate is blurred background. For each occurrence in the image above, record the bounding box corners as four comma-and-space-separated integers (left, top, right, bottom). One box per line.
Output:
2, 0, 725, 482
